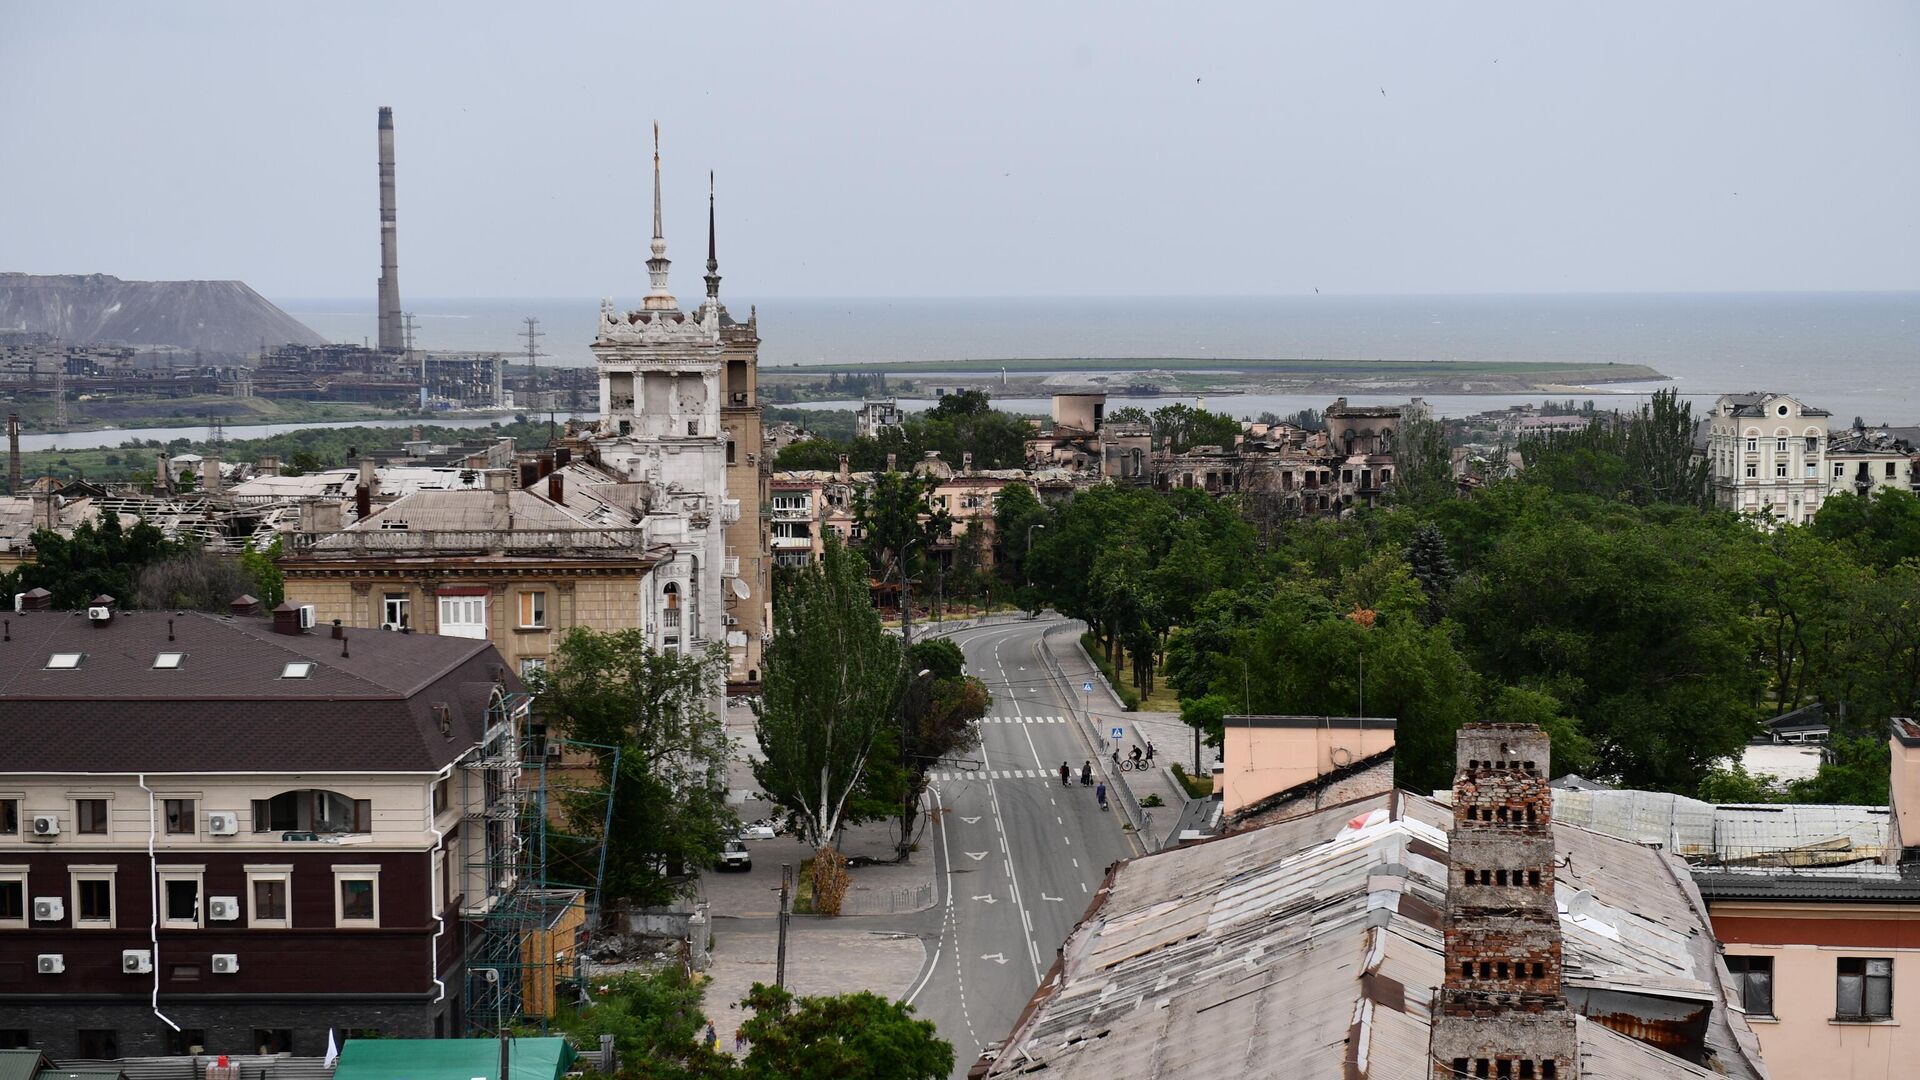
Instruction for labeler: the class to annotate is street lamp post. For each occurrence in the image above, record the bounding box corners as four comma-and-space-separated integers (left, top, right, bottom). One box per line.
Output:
1025, 523, 1047, 587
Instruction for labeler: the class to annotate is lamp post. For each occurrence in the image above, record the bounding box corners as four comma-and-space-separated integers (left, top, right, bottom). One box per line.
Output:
898, 667, 933, 861
1025, 523, 1047, 587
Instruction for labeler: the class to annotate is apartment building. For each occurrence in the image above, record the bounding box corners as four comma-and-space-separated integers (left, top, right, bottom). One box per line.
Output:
0, 598, 529, 1057
1705, 392, 1832, 524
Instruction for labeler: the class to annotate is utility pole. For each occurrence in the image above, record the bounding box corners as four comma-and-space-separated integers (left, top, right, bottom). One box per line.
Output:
775, 864, 792, 989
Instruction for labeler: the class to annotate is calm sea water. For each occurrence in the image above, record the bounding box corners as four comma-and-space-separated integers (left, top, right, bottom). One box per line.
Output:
283, 293, 1919, 423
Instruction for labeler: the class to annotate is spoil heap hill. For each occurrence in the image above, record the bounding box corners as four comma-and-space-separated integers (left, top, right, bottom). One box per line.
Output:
0, 272, 325, 356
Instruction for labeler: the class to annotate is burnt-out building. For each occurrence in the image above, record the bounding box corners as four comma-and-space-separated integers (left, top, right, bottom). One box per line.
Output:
0, 598, 530, 1057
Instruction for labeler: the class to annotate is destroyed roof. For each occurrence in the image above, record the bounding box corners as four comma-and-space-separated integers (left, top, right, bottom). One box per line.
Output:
1552, 787, 1889, 865
978, 791, 1764, 1080
1693, 864, 1920, 902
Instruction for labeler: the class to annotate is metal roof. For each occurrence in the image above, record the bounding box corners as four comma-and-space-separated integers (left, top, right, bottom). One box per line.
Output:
1694, 865, 1920, 902
979, 792, 1765, 1080
1551, 788, 1888, 866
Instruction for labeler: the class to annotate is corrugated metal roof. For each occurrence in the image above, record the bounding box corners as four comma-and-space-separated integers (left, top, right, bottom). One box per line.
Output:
981, 792, 1765, 1080
1552, 788, 1888, 866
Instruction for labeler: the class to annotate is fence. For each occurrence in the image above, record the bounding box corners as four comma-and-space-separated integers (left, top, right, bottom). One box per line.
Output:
836, 880, 936, 915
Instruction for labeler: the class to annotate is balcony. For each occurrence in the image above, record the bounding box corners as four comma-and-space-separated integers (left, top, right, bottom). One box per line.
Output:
771, 534, 815, 551
287, 528, 653, 558
771, 504, 812, 521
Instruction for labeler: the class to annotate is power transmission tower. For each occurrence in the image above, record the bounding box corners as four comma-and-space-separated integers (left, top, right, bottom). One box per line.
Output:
208, 415, 226, 449
522, 316, 546, 376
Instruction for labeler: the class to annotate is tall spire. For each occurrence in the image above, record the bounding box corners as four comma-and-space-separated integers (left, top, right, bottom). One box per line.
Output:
704, 170, 723, 306
643, 120, 676, 310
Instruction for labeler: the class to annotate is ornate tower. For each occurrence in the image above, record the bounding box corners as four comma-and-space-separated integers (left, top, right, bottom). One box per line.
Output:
1430, 724, 1579, 1080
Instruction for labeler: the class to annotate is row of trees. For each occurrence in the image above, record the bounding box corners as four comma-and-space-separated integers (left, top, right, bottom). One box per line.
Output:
0, 513, 285, 610
1007, 390, 1920, 800
774, 390, 1034, 472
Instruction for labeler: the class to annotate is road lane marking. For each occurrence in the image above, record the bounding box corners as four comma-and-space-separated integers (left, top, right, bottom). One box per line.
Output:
1041, 893, 1063, 902
982, 953, 1008, 965
965, 851, 987, 860
961, 815, 980, 824
971, 894, 998, 904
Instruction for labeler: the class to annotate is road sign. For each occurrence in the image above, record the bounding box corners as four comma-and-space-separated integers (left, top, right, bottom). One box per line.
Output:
1082, 681, 1094, 693
1110, 726, 1124, 740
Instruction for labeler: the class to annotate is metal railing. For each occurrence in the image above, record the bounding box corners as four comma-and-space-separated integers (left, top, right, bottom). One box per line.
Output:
287, 527, 652, 556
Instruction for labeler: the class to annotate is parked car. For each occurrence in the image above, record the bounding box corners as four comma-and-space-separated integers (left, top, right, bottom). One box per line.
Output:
717, 839, 752, 871
741, 820, 779, 841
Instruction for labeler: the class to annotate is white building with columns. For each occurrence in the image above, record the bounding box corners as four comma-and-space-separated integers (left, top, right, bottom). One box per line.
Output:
581, 129, 748, 711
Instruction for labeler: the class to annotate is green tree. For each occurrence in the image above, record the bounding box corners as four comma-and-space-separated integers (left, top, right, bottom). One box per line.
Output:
1149, 402, 1241, 453
736, 983, 952, 1080
924, 388, 990, 420
239, 535, 286, 607
1812, 488, 1920, 569
528, 630, 734, 909
853, 469, 947, 580
0, 511, 178, 608
550, 969, 729, 1080
755, 541, 906, 856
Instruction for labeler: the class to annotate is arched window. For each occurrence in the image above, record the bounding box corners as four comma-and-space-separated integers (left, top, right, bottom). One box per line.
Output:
662, 582, 681, 631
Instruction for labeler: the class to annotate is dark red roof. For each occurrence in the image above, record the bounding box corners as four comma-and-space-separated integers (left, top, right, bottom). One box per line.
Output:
0, 609, 520, 773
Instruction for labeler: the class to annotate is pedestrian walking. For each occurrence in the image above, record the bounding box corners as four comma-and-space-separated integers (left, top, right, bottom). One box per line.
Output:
704, 1022, 718, 1051
1146, 740, 1156, 765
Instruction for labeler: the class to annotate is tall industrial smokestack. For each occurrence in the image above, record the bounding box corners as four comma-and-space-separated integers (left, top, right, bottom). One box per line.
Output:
6, 413, 19, 495
376, 106, 403, 353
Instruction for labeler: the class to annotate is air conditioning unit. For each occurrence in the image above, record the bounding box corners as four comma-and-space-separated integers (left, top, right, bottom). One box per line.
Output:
545, 742, 563, 758
208, 896, 240, 921
37, 954, 64, 974
207, 812, 240, 835
33, 896, 64, 921
298, 604, 317, 629
122, 949, 153, 974
31, 814, 59, 836
87, 605, 111, 621
211, 953, 240, 974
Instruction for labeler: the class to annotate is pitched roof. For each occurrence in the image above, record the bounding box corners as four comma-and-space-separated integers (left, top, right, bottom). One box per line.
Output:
978, 791, 1764, 1080
1693, 864, 1920, 902
0, 609, 515, 773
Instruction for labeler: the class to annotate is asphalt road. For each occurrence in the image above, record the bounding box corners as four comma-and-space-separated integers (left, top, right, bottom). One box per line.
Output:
904, 616, 1137, 1077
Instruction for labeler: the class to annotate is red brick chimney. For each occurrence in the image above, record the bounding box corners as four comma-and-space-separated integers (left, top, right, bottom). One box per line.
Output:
548, 473, 565, 504
1430, 724, 1578, 1080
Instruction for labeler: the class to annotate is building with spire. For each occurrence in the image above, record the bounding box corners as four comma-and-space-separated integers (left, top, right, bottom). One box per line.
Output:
578, 126, 768, 693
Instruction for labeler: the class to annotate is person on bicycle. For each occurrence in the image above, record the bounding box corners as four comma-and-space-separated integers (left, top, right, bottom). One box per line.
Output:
1080, 760, 1093, 786
1059, 762, 1071, 787
1130, 744, 1143, 766
1096, 782, 1108, 810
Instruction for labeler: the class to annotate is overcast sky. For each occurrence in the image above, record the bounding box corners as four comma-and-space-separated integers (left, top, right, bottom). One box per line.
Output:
3, 2, 1916, 299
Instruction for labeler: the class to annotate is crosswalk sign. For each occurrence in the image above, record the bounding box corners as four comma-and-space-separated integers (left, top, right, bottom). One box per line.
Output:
1110, 726, 1124, 740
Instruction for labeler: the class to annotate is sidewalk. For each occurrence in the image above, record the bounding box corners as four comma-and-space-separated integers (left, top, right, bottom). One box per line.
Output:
1041, 623, 1220, 849
703, 699, 938, 918
701, 922, 926, 1055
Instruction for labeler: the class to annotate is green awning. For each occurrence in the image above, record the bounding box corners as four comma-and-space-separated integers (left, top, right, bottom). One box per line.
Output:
332, 1037, 578, 1080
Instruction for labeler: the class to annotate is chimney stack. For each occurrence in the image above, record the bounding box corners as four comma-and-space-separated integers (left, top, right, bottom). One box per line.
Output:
1429, 724, 1577, 1080
838, 453, 850, 483
201, 455, 223, 495
548, 473, 565, 504
229, 594, 262, 618
6, 412, 19, 495
156, 452, 173, 494
376, 106, 404, 352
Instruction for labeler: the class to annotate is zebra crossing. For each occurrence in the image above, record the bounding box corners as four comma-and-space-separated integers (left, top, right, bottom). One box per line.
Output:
976, 715, 1069, 724
928, 768, 1073, 783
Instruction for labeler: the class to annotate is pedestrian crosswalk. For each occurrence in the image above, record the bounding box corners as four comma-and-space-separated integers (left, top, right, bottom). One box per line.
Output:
928, 769, 1080, 782
976, 715, 1069, 724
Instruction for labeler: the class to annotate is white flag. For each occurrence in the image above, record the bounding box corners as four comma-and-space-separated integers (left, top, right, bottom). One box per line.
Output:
323, 1029, 340, 1068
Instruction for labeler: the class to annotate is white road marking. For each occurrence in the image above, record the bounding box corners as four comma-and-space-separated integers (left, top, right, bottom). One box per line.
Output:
971, 894, 998, 905
961, 815, 980, 824
965, 851, 987, 861
1042, 893, 1063, 902
982, 953, 1008, 965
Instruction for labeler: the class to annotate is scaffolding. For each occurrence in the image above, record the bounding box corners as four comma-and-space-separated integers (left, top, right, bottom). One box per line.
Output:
460, 691, 620, 1035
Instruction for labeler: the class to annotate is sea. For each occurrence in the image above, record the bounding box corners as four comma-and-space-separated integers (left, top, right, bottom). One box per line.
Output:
20, 293, 1914, 454
284, 292, 1919, 425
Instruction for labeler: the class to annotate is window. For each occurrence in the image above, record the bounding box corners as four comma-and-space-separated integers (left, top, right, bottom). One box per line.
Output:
1806, 436, 1818, 453
1746, 437, 1757, 453
0, 798, 15, 834
1776, 462, 1788, 478
335, 866, 380, 925
71, 869, 115, 927
518, 591, 547, 629
1777, 437, 1789, 452
77, 1030, 119, 1058
169, 964, 200, 981
45, 653, 82, 670
252, 789, 370, 834
75, 799, 108, 835
0, 870, 24, 927
1836, 957, 1893, 1020
281, 662, 313, 679
433, 778, 450, 814
437, 595, 488, 640
520, 656, 547, 679
165, 1028, 208, 1055
726, 439, 736, 465
1745, 463, 1757, 479
687, 420, 700, 437
1806, 463, 1817, 478
253, 1029, 294, 1055
0, 1031, 28, 1050
246, 865, 291, 928
160, 869, 202, 928
1725, 955, 1774, 1016
153, 652, 183, 669
163, 799, 194, 835
1835, 462, 1846, 479
1889, 462, 1899, 479
382, 593, 411, 630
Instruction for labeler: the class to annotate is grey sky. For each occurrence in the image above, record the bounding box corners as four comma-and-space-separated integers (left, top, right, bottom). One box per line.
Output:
3, 1, 1915, 299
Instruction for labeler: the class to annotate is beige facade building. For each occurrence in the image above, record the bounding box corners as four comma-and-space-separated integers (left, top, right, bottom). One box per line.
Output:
280, 466, 667, 680
1705, 392, 1832, 524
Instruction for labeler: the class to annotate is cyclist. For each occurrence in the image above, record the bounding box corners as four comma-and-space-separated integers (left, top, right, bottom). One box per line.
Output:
1080, 760, 1093, 786
1059, 762, 1071, 787
1130, 744, 1144, 767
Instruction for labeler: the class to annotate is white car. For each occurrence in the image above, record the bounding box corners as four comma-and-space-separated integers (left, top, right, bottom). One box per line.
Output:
716, 839, 752, 871
741, 820, 778, 841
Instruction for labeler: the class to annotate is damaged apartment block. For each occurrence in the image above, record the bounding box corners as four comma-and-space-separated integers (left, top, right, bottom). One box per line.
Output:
1431, 724, 1578, 1080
